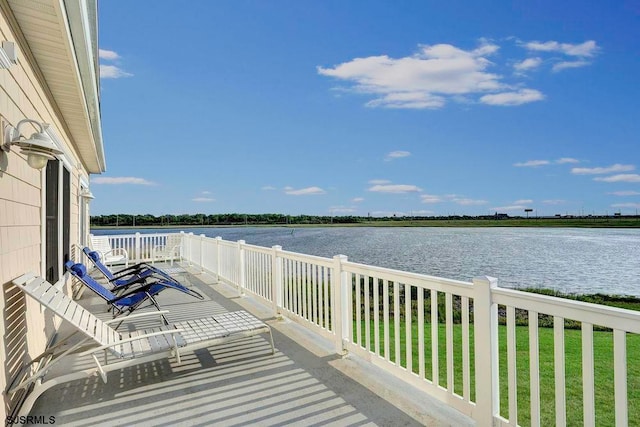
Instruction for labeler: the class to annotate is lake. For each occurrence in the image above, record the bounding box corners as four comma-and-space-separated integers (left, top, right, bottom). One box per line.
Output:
92, 227, 640, 296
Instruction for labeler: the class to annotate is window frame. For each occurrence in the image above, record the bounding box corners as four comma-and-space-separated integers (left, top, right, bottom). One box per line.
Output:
42, 159, 72, 285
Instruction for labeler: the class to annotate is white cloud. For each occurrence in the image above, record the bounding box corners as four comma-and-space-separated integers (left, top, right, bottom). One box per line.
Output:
454, 198, 488, 206
556, 157, 580, 164
99, 48, 132, 79
262, 185, 277, 191
420, 194, 442, 203
384, 150, 411, 161
92, 176, 154, 185
480, 89, 544, 106
318, 41, 520, 109
100, 64, 133, 79
594, 174, 640, 183
524, 40, 599, 57
513, 199, 533, 205
368, 184, 422, 193
514, 57, 542, 72
367, 92, 445, 109
351, 197, 365, 203
101, 49, 121, 61
572, 164, 635, 175
552, 60, 591, 72
543, 199, 566, 205
201, 190, 212, 195
330, 206, 357, 213
521, 40, 598, 73
514, 160, 550, 167
192, 197, 215, 202
284, 186, 326, 195
609, 191, 640, 196
368, 179, 391, 185
99, 49, 120, 60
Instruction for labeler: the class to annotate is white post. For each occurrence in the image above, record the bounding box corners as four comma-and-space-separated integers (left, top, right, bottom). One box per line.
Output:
187, 232, 194, 266
199, 234, 205, 272
179, 231, 185, 263
238, 240, 246, 296
332, 254, 349, 355
134, 232, 141, 263
473, 276, 499, 427
214, 236, 222, 282
272, 245, 283, 315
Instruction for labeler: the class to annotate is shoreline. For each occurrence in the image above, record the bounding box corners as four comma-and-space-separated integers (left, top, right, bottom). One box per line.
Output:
90, 217, 640, 229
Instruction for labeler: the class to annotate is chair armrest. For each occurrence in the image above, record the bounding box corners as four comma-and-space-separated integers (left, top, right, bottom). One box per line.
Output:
106, 248, 129, 259
79, 328, 185, 356
103, 310, 170, 324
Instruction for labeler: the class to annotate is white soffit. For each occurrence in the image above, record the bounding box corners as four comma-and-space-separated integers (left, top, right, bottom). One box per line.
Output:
6, 0, 105, 173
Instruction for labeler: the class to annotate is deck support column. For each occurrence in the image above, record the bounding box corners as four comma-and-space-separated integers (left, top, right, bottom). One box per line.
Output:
272, 245, 283, 316
238, 240, 246, 296
473, 276, 499, 427
332, 254, 349, 355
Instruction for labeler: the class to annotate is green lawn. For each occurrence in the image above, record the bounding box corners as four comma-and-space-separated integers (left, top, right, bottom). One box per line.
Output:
355, 320, 640, 426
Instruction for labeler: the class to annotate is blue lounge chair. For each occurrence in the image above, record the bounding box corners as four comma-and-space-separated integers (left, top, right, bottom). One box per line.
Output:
82, 246, 186, 290
65, 261, 203, 324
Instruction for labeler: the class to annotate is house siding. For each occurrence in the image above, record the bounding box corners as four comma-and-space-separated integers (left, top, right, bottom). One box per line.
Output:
0, 6, 90, 418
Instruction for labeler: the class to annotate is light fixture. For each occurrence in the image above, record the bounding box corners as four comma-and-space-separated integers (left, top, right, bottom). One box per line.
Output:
0, 41, 17, 69
80, 189, 95, 200
2, 119, 63, 170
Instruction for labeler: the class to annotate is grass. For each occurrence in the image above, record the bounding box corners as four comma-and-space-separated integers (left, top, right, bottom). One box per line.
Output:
353, 317, 640, 426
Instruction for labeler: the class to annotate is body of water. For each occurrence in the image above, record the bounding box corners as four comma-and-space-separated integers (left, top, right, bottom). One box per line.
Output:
92, 227, 640, 296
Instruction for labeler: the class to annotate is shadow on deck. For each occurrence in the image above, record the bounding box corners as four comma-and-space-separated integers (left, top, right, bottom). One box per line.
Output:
28, 265, 474, 426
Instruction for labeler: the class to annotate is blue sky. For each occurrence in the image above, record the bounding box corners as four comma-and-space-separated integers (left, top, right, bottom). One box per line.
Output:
93, 1, 640, 217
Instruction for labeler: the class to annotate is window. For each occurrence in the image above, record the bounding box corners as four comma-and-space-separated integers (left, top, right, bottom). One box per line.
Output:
45, 160, 71, 283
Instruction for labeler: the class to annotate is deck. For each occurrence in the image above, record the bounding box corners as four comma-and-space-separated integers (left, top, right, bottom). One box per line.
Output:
27, 264, 473, 426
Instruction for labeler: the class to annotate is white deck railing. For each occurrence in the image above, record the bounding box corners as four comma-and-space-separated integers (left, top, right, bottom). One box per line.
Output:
102, 231, 640, 427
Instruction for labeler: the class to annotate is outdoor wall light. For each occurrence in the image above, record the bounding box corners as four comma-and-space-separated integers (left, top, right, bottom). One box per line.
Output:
2, 119, 63, 170
80, 189, 95, 200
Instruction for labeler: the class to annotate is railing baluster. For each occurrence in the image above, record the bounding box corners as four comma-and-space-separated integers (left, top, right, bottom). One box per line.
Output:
365, 275, 371, 352
356, 273, 362, 347
374, 277, 380, 357
614, 329, 628, 427
431, 290, 439, 386
507, 305, 517, 425
394, 281, 400, 366
462, 296, 470, 401
383, 279, 390, 361
302, 262, 308, 320
323, 266, 328, 330
446, 292, 454, 393
418, 288, 425, 379
406, 283, 412, 373
554, 316, 566, 427
529, 311, 541, 427
582, 322, 595, 427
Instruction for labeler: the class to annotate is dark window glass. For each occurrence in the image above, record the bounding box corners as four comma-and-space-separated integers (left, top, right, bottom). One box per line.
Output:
45, 161, 59, 283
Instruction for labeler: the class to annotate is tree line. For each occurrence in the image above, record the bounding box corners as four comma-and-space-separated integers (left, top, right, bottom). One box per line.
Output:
91, 213, 366, 226
89, 212, 527, 227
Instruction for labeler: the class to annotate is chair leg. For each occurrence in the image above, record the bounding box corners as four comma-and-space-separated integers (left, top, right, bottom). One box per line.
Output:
147, 294, 169, 325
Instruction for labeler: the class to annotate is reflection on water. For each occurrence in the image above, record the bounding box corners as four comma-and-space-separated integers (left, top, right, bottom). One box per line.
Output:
93, 227, 640, 296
